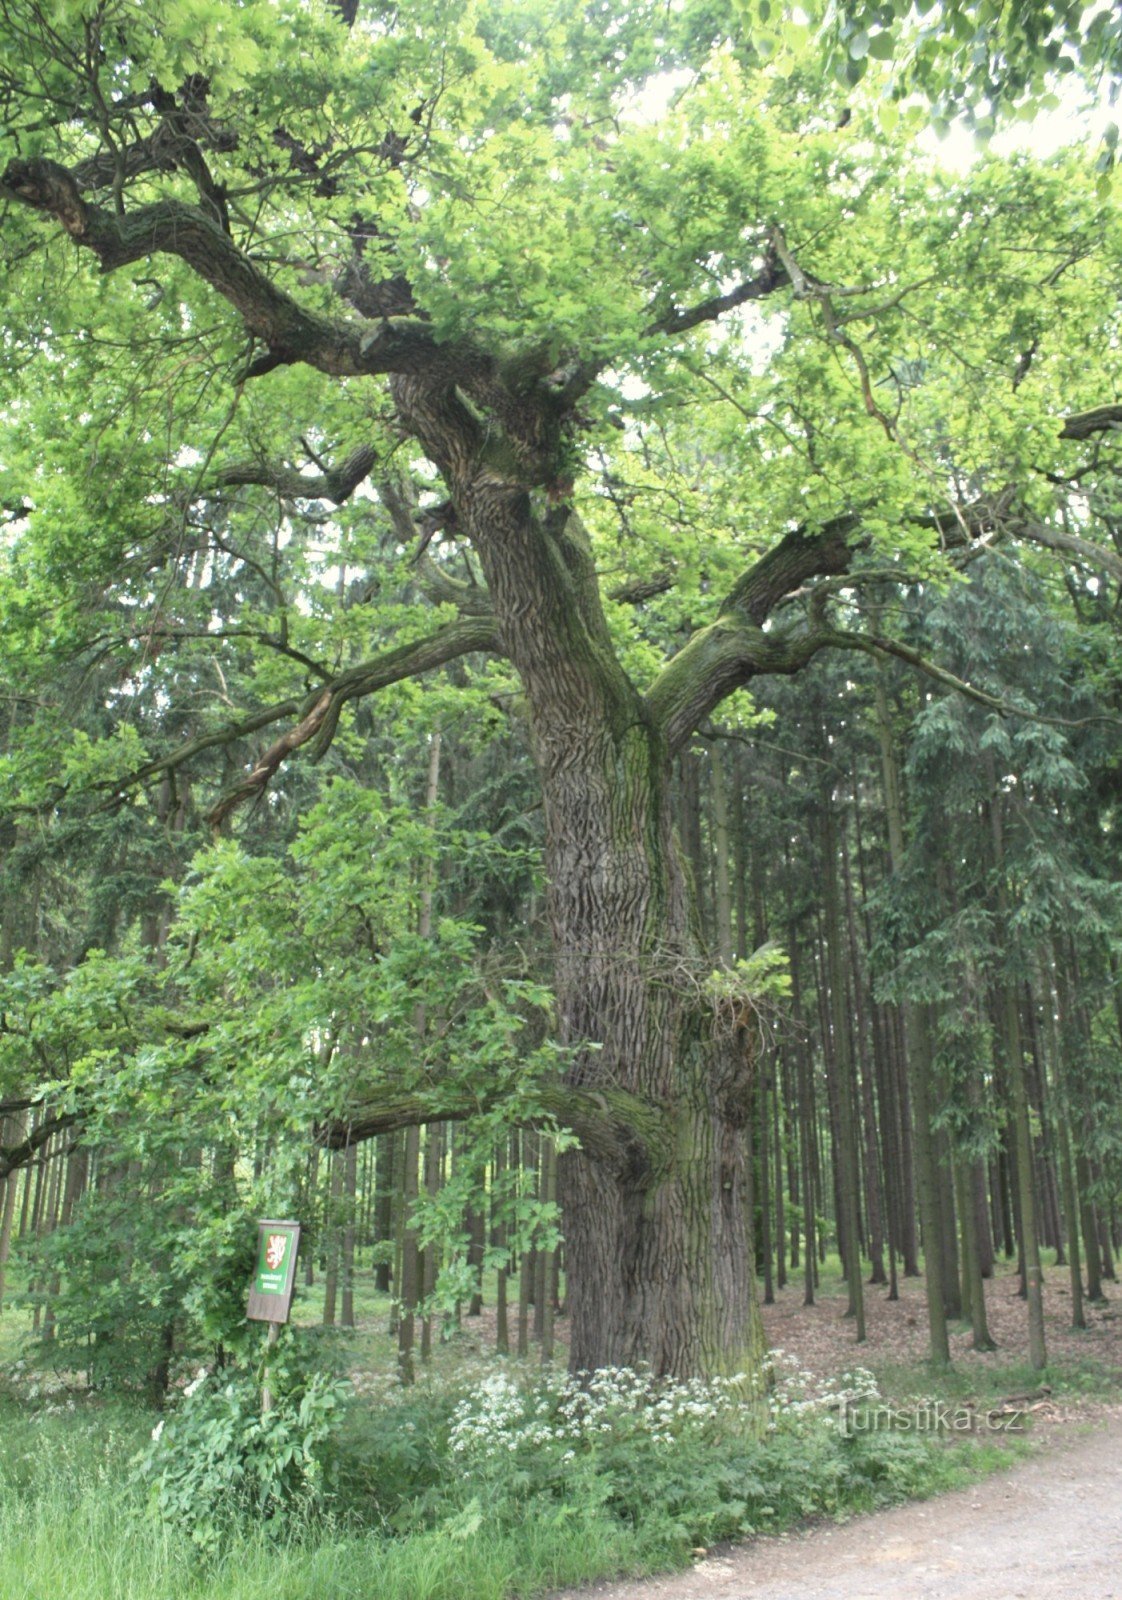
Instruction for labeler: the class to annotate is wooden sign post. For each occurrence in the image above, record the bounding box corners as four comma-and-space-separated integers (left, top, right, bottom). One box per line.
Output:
246, 1219, 301, 1413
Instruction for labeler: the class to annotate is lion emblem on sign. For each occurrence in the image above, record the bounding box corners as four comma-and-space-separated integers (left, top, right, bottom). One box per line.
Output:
264, 1233, 287, 1272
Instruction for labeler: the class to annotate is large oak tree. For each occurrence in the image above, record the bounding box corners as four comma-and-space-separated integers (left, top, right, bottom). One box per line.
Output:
1, 0, 1119, 1377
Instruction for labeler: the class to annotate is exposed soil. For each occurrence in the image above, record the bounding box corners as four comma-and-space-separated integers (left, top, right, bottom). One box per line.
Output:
558, 1413, 1122, 1600
547, 1266, 1122, 1600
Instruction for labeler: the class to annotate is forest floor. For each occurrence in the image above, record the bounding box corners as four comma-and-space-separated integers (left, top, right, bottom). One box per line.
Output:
760, 1257, 1122, 1414
385, 1254, 1122, 1418
551, 1413, 1122, 1600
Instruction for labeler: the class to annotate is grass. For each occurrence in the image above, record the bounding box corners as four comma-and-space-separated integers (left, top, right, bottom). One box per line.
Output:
0, 1366, 1035, 1600
0, 1394, 653, 1600
0, 1248, 1107, 1600
0, 1464, 645, 1600
866, 1351, 1119, 1409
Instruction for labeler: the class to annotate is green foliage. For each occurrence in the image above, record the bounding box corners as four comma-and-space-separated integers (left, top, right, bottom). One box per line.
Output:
0, 0, 1120, 1407
813, 0, 1121, 139
704, 942, 792, 1008
137, 1340, 350, 1554
364, 1360, 1024, 1559
0, 772, 564, 1377
0, 1385, 641, 1600
0, 1343, 1041, 1600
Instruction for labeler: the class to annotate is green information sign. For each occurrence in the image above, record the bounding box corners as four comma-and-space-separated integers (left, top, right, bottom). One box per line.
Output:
255, 1228, 294, 1296
246, 1219, 301, 1324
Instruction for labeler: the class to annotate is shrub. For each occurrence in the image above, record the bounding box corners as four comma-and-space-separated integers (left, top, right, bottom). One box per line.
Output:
135, 1342, 349, 1554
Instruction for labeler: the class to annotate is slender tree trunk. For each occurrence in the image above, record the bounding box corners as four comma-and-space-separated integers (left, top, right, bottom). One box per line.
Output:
420, 1123, 442, 1361
872, 665, 948, 1363
822, 800, 865, 1341
758, 1068, 774, 1305
17, 1113, 38, 1241
1004, 983, 1046, 1365
494, 1138, 509, 1355
341, 1137, 357, 1329
517, 1137, 532, 1359
773, 1060, 788, 1290
790, 934, 817, 1307
373, 1134, 394, 1295
956, 1155, 994, 1350
323, 1149, 342, 1329
1057, 1105, 1087, 1330
987, 781, 1046, 1369
400, 732, 442, 1377
34, 1139, 62, 1336
891, 1009, 920, 1277
937, 1131, 962, 1321
304, 1146, 318, 1289
539, 1138, 557, 1363
1046, 956, 1086, 1329
873, 1008, 902, 1299
0, 1112, 23, 1312
1023, 986, 1063, 1258
397, 1126, 420, 1381
466, 1196, 486, 1317
840, 814, 886, 1286
1074, 1150, 1105, 1303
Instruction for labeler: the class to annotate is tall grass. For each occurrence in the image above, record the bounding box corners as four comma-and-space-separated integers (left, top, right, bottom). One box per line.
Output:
0, 1483, 643, 1600
0, 1364, 1032, 1600
0, 1397, 646, 1600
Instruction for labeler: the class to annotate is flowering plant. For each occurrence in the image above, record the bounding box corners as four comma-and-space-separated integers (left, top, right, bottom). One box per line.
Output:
449, 1365, 765, 1468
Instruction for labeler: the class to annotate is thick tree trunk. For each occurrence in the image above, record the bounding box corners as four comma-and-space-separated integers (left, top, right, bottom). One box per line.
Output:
553, 751, 766, 1375
528, 565, 762, 1376
384, 434, 769, 1378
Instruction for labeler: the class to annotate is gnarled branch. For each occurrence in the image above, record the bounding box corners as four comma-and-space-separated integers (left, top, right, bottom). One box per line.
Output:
1009, 519, 1122, 585
1059, 405, 1122, 441
0, 1111, 76, 1181
645, 245, 785, 338
823, 625, 1122, 730
322, 1080, 672, 1183
1, 157, 448, 382
647, 495, 1015, 748
215, 443, 378, 505
206, 614, 499, 826
647, 616, 836, 752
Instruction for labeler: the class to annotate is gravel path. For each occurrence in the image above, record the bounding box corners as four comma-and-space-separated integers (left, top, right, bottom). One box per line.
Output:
560, 1417, 1122, 1600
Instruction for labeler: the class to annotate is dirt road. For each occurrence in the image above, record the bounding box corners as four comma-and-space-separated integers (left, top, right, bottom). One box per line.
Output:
564, 1418, 1122, 1600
